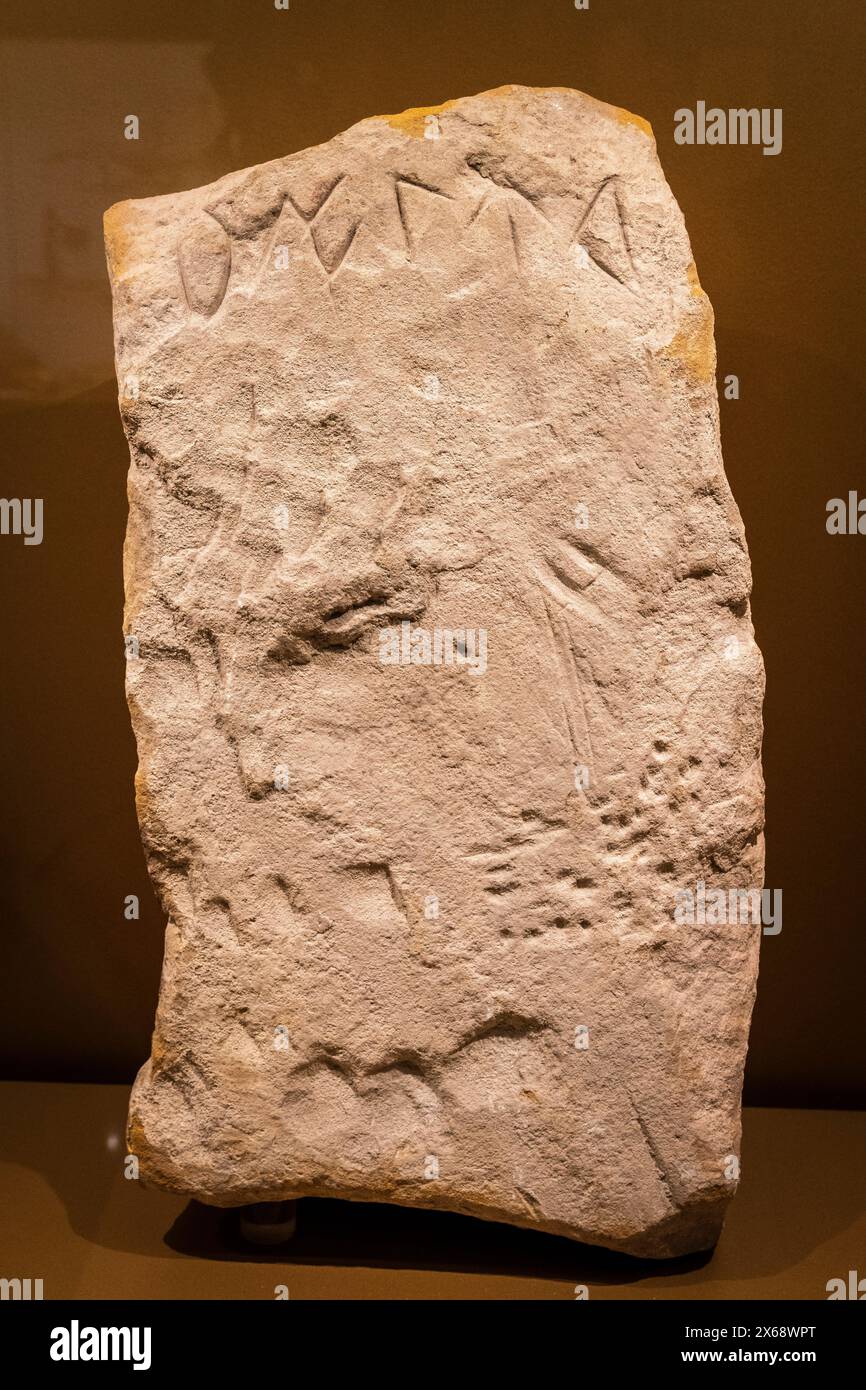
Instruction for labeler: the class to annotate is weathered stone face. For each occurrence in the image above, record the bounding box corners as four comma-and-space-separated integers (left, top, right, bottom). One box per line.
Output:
106, 85, 764, 1258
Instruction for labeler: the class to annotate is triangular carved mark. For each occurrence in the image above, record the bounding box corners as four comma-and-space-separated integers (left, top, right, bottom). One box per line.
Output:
395, 176, 452, 258
310, 218, 360, 277
572, 176, 636, 288
465, 156, 552, 226
282, 173, 359, 276
287, 173, 346, 224
466, 191, 546, 276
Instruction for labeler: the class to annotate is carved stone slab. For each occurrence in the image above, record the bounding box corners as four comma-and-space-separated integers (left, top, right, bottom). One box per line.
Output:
106, 85, 764, 1257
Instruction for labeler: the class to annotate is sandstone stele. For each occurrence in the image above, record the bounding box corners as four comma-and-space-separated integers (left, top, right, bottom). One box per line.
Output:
106, 85, 765, 1258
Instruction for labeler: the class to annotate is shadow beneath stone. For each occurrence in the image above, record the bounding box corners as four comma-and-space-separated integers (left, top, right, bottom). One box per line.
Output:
165, 1196, 712, 1287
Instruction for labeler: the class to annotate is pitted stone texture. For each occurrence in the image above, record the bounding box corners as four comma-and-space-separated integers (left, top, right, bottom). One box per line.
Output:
106, 85, 764, 1257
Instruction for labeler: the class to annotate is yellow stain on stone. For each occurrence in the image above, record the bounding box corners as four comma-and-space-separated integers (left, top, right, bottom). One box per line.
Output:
377, 85, 655, 143
127, 1109, 149, 1157
104, 200, 137, 281
378, 98, 460, 138
613, 105, 654, 140
377, 83, 529, 134
149, 1034, 167, 1074
686, 260, 706, 298
660, 260, 716, 385
127, 1102, 171, 1181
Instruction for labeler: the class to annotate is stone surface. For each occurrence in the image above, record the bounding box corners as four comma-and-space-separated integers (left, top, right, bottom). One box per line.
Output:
106, 85, 765, 1258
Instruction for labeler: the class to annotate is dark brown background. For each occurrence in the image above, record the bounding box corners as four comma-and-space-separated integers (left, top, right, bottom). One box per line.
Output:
1, 0, 863, 1107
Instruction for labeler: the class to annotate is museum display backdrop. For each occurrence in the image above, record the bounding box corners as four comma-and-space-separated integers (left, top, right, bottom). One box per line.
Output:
106, 85, 764, 1257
